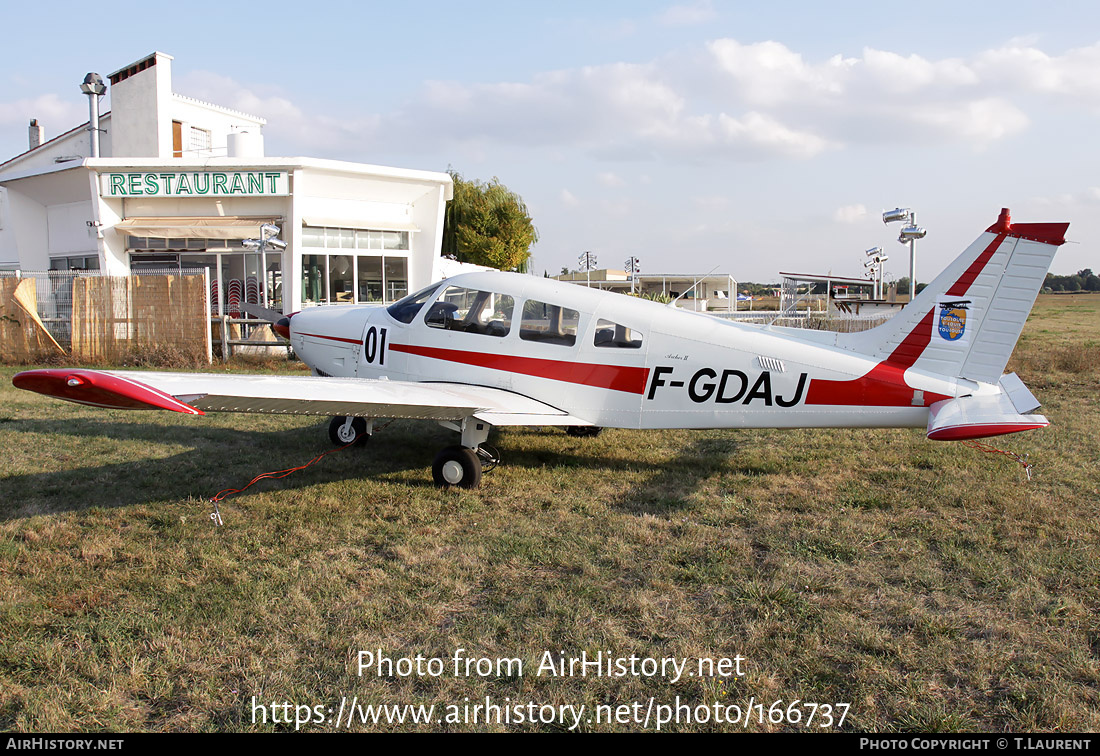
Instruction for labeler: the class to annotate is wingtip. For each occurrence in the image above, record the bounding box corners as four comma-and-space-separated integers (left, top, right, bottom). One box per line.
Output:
13, 369, 204, 415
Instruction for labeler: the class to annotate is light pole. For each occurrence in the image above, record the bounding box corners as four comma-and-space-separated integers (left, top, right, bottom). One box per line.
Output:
79, 73, 106, 158
624, 256, 640, 294
883, 207, 927, 300
242, 223, 287, 309
863, 247, 888, 300
863, 246, 885, 299
578, 251, 597, 289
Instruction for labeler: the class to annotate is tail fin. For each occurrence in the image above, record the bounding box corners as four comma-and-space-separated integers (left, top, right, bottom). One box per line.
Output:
842, 208, 1068, 384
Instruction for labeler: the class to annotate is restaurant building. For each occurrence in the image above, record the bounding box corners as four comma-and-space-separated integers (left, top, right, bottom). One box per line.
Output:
0, 52, 454, 315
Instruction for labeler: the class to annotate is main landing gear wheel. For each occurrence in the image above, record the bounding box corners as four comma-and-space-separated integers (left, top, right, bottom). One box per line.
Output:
329, 416, 368, 446
432, 445, 482, 489
566, 426, 603, 438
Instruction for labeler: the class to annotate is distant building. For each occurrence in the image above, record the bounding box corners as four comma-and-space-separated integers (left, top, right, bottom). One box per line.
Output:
0, 52, 456, 314
778, 271, 904, 316
554, 269, 738, 312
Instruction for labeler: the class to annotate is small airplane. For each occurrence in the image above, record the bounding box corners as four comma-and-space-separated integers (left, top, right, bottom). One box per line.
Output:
13, 208, 1067, 489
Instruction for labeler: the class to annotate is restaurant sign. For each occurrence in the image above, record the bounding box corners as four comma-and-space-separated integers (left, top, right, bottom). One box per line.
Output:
100, 171, 289, 198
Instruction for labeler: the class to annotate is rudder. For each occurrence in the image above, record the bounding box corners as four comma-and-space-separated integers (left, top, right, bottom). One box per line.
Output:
841, 209, 1068, 384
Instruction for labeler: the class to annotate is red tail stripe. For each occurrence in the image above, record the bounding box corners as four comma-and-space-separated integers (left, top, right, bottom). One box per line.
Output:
806, 227, 1010, 407
947, 232, 1007, 297
391, 343, 650, 394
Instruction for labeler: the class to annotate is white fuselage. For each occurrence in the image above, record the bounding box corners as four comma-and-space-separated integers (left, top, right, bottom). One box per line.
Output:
289, 271, 963, 431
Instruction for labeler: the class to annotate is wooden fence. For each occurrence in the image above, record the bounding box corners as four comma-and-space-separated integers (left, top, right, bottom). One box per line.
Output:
0, 273, 210, 364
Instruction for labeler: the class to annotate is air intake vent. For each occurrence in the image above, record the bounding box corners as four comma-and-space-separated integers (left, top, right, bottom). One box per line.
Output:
757, 356, 785, 372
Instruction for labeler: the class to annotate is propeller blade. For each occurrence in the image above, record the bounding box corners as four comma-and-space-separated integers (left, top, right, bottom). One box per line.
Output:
239, 303, 285, 322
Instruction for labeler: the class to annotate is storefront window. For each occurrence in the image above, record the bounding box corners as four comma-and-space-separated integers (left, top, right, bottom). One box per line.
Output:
301, 225, 411, 304
302, 225, 410, 251
329, 254, 354, 302
385, 257, 408, 301
302, 254, 325, 304
357, 256, 383, 302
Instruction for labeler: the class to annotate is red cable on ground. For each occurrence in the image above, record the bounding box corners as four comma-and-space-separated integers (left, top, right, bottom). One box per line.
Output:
210, 440, 359, 503
960, 438, 1034, 480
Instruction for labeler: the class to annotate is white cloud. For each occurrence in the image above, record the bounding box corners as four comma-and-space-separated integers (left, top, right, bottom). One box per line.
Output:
164, 37, 1100, 166
560, 189, 579, 207
909, 97, 1029, 145
717, 111, 834, 159
658, 1, 717, 27
0, 94, 85, 135
834, 204, 867, 223
597, 171, 625, 187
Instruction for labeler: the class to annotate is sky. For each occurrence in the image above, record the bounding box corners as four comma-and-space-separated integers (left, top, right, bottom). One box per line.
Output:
1, 0, 1098, 283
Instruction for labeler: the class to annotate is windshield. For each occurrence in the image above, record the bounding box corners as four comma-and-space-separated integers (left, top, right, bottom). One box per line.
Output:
387, 283, 441, 324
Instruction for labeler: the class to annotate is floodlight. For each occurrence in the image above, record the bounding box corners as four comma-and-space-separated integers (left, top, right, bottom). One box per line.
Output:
260, 223, 281, 239
865, 246, 883, 257
898, 225, 927, 242
883, 208, 911, 224
80, 73, 106, 96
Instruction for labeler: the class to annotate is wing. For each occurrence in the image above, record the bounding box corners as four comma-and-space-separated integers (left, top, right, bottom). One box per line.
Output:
11, 369, 592, 427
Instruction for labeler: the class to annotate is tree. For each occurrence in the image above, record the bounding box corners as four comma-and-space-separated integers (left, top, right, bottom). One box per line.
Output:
442, 170, 538, 272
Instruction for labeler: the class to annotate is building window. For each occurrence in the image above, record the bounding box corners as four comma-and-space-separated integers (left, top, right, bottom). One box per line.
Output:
190, 127, 212, 152
301, 225, 409, 251
50, 255, 100, 271
127, 236, 239, 251
301, 225, 410, 305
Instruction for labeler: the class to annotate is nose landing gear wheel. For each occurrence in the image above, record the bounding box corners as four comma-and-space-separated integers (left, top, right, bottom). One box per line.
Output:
329, 416, 368, 446
432, 445, 482, 489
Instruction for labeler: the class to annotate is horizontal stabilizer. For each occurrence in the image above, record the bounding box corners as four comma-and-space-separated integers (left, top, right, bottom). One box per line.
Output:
927, 392, 1047, 441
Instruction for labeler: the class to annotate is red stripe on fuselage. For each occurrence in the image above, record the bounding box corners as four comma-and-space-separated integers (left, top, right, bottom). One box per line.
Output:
390, 343, 650, 394
805, 231, 1008, 407
299, 332, 362, 345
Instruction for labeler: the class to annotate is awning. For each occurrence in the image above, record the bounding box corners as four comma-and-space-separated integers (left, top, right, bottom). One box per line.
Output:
302, 217, 419, 232
114, 216, 282, 240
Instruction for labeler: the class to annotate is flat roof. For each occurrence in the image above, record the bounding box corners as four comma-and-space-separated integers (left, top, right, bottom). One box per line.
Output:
779, 271, 875, 286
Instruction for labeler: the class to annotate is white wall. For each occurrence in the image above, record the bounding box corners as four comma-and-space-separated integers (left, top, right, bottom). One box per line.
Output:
108, 53, 173, 158
6, 190, 49, 269
46, 200, 97, 256
169, 95, 265, 159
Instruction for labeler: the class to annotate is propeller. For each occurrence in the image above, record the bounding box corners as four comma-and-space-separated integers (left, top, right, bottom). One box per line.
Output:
238, 303, 295, 339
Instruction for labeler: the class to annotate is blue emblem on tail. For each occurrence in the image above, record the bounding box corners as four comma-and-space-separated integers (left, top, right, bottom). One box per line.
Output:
937, 300, 970, 341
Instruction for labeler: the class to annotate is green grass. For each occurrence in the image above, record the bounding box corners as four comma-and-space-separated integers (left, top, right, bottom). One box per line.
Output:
0, 295, 1098, 732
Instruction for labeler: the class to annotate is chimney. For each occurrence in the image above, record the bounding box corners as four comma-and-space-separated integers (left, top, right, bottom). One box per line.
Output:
29, 119, 44, 150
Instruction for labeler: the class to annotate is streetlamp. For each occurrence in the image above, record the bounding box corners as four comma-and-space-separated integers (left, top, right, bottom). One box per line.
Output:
79, 73, 106, 158
863, 247, 888, 300
624, 256, 640, 294
864, 246, 884, 299
578, 251, 597, 289
883, 207, 927, 300
242, 223, 286, 308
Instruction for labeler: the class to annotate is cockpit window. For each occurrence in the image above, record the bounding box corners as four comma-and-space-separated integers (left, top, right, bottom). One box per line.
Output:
594, 319, 643, 349
387, 284, 440, 324
519, 300, 580, 346
424, 286, 514, 337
